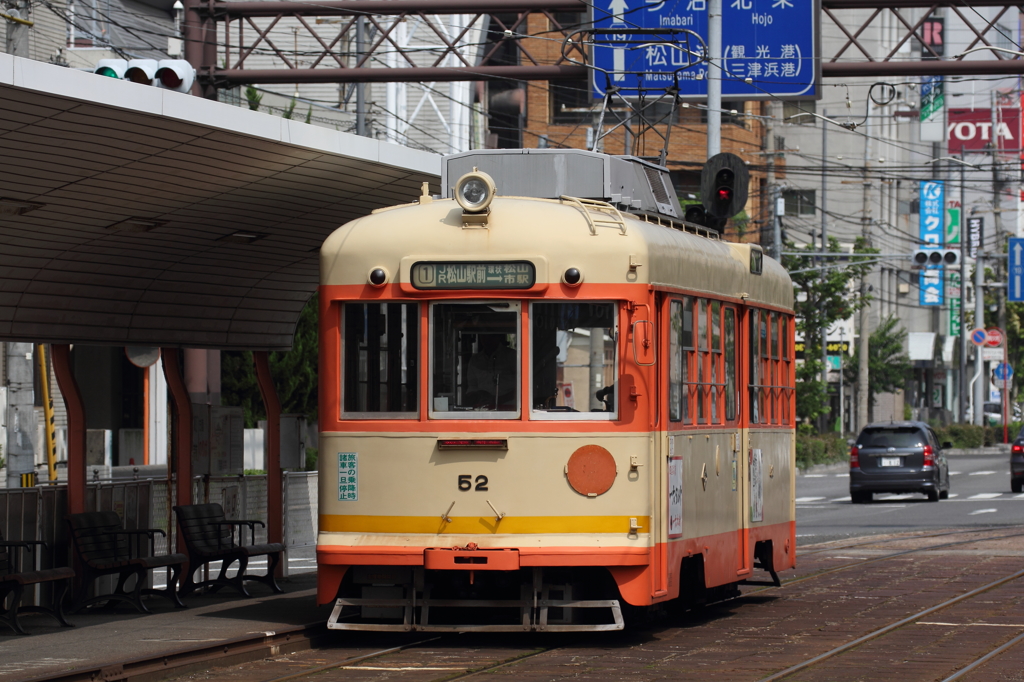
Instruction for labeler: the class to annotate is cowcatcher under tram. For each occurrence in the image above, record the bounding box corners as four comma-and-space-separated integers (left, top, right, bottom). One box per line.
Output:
315, 149, 796, 631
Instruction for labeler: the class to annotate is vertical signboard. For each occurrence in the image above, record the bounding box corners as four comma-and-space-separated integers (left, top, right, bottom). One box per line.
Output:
967, 216, 984, 259
920, 180, 945, 306
1010, 237, 1024, 302
949, 272, 961, 337
920, 75, 945, 141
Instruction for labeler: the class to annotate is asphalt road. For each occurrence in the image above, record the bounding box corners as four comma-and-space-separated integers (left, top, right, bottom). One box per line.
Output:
796, 453, 1024, 545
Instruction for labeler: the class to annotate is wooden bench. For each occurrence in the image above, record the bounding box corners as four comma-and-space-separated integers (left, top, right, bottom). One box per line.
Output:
0, 531, 74, 634
67, 511, 187, 613
173, 503, 284, 597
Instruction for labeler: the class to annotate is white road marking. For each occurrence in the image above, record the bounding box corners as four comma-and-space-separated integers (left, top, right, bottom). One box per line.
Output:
968, 493, 1002, 499
948, 493, 959, 498
795, 497, 826, 503
876, 494, 916, 500
803, 474, 825, 478
830, 496, 852, 502
969, 471, 997, 476
1015, 494, 1024, 499
969, 508, 998, 515
949, 471, 962, 475
835, 473, 848, 477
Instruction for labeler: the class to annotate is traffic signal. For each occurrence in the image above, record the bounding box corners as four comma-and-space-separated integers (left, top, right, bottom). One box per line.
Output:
92, 59, 195, 93
912, 248, 960, 267
701, 152, 749, 223
94, 59, 127, 79
684, 204, 725, 231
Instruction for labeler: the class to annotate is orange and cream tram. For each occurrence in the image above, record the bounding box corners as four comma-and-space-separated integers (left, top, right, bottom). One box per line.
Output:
317, 149, 796, 631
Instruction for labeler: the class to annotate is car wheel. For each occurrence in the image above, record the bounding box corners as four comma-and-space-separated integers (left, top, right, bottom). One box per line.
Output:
1012, 478, 1023, 494
927, 489, 940, 502
939, 489, 949, 500
851, 491, 871, 504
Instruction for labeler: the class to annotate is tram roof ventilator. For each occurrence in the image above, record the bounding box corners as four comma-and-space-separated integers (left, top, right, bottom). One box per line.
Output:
442, 149, 683, 221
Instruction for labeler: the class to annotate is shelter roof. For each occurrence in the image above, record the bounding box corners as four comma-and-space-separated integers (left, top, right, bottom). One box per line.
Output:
0, 54, 440, 350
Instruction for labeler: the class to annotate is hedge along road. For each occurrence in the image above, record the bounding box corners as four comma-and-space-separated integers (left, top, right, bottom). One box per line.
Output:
796, 453, 1024, 545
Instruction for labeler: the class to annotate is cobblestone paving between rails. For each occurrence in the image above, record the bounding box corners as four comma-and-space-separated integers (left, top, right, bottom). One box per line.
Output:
167, 530, 1024, 682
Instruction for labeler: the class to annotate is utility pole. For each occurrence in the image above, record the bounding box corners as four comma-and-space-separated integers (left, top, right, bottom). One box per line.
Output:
991, 98, 1007, 336
765, 102, 780, 259
958, 154, 967, 424
820, 110, 829, 414
4, 0, 31, 57
856, 114, 872, 432
355, 16, 368, 137
706, 0, 721, 159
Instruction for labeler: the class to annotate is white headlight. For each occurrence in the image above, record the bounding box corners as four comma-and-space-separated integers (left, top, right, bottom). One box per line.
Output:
454, 169, 496, 213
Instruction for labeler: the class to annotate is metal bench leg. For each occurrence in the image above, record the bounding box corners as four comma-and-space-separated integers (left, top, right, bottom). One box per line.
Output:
2, 584, 28, 635
264, 552, 284, 593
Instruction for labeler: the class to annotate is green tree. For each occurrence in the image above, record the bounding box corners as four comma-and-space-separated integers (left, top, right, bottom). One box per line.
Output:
222, 292, 318, 427
782, 238, 874, 424
842, 314, 912, 422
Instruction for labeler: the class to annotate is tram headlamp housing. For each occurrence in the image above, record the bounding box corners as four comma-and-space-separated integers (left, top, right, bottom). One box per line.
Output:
454, 168, 496, 214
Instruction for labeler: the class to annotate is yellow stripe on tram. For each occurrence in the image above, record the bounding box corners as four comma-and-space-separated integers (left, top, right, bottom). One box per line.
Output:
319, 515, 652, 535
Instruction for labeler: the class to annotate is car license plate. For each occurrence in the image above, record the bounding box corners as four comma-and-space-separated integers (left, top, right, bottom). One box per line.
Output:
880, 457, 901, 467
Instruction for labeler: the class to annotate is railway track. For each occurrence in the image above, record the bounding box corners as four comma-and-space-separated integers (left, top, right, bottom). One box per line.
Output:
24, 526, 1024, 682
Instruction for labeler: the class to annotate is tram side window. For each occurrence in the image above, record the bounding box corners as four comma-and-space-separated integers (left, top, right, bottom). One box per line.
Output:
749, 309, 762, 424
725, 307, 736, 421
697, 299, 707, 423
432, 302, 520, 416
711, 301, 722, 423
669, 298, 693, 423
781, 315, 792, 423
532, 302, 617, 417
343, 303, 418, 415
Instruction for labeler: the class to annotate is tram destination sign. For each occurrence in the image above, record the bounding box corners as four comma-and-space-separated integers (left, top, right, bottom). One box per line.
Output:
411, 261, 536, 290
590, 0, 820, 99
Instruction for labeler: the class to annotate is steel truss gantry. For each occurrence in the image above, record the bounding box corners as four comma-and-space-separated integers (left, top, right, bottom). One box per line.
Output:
182, 0, 1024, 97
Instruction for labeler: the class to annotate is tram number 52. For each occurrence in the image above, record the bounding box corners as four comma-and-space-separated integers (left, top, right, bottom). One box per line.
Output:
458, 475, 488, 491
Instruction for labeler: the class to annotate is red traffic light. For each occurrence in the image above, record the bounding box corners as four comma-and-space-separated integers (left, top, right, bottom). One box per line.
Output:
717, 187, 733, 201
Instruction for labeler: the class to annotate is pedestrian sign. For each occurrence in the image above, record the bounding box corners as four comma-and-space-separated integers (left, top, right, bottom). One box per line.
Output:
993, 363, 1013, 389
970, 328, 987, 346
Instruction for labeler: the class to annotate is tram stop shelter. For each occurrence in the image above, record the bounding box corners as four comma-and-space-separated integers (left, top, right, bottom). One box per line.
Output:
0, 52, 440, 549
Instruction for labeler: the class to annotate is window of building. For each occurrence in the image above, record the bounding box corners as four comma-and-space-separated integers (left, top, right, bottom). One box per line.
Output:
784, 189, 816, 216
430, 302, 520, 418
783, 99, 815, 124
343, 303, 419, 416
531, 302, 617, 419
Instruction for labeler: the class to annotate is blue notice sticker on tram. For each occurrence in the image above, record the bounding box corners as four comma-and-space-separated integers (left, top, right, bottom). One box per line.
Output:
338, 452, 358, 501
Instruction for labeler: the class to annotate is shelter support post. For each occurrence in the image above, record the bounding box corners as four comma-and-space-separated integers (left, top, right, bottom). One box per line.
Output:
254, 351, 283, 574
51, 344, 85, 514
162, 348, 193, 553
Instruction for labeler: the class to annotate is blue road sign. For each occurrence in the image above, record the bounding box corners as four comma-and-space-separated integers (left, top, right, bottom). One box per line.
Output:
994, 362, 1013, 381
1010, 237, 1024, 302
590, 0, 820, 99
971, 329, 988, 346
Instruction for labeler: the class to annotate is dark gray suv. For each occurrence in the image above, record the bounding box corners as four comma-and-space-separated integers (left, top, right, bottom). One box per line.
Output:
1010, 428, 1024, 493
849, 421, 951, 503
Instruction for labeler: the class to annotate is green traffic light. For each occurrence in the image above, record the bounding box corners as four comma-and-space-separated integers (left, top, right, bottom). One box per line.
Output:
96, 67, 119, 78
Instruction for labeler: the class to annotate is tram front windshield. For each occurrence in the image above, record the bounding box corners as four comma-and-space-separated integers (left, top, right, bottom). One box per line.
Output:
432, 302, 519, 414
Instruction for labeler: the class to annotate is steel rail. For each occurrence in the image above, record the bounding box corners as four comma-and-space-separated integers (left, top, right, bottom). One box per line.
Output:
261, 637, 443, 682
756, 568, 1024, 681
776, 529, 1024, 589
940, 630, 1024, 681
797, 525, 1016, 556
21, 623, 324, 682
